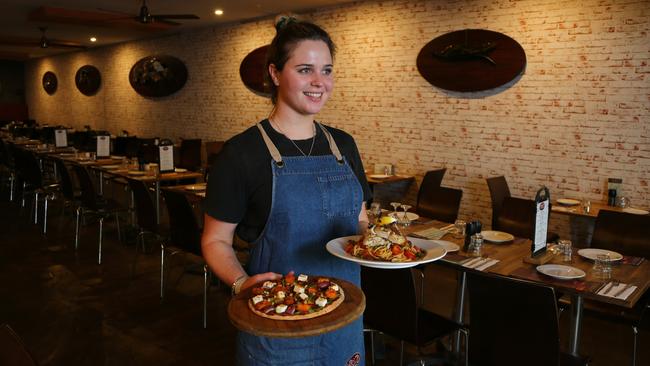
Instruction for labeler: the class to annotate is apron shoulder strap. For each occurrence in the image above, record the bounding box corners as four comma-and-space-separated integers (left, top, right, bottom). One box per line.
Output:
315, 122, 344, 163
256, 123, 284, 167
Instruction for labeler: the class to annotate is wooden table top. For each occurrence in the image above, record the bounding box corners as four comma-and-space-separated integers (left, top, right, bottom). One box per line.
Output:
228, 278, 365, 338
95, 166, 203, 182
552, 200, 649, 219
402, 218, 649, 309
365, 174, 414, 185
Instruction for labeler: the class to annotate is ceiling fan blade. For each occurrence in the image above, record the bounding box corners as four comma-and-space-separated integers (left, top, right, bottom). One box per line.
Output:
152, 14, 200, 19
48, 40, 87, 49
149, 18, 182, 26
0, 37, 40, 48
29, 6, 174, 32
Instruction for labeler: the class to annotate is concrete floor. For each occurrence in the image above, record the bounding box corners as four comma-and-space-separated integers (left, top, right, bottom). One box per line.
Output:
0, 194, 647, 365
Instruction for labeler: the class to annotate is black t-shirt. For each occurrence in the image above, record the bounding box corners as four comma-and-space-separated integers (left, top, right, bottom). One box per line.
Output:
205, 119, 372, 243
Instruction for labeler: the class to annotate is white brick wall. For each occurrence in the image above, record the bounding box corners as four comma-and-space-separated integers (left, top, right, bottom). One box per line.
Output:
25, 0, 650, 242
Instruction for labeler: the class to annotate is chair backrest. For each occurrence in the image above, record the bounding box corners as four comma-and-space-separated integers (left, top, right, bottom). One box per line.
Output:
161, 189, 202, 256
494, 196, 536, 240
486, 176, 512, 228
416, 186, 463, 223
591, 210, 650, 258
54, 159, 75, 201
0, 324, 38, 366
205, 140, 225, 169
361, 267, 420, 344
416, 168, 447, 212
71, 165, 100, 211
127, 178, 157, 233
466, 272, 560, 366
178, 138, 202, 171
113, 136, 138, 157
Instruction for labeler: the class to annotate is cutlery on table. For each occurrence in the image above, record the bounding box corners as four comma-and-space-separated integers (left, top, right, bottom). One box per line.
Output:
605, 281, 620, 295
611, 284, 632, 298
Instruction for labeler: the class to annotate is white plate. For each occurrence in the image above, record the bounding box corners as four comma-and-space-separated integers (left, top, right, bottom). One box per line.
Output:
536, 264, 586, 280
622, 207, 649, 215
367, 174, 391, 179
481, 230, 515, 243
174, 168, 188, 173
557, 198, 581, 206
127, 171, 146, 176
185, 184, 206, 191
326, 235, 447, 269
577, 248, 623, 261
430, 240, 460, 253
388, 212, 420, 221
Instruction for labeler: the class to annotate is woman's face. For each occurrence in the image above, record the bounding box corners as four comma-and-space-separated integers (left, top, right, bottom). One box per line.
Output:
270, 39, 334, 117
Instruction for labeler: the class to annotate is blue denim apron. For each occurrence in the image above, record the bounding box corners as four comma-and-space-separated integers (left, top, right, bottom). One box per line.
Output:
236, 122, 365, 366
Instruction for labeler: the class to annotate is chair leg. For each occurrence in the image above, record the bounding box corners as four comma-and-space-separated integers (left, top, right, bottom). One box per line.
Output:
131, 230, 145, 277
160, 244, 166, 300
632, 325, 638, 366
370, 331, 375, 365
115, 212, 122, 243
75, 207, 82, 250
400, 340, 404, 366
42, 196, 49, 235
33, 191, 39, 224
9, 174, 15, 202
203, 264, 209, 329
98, 217, 104, 264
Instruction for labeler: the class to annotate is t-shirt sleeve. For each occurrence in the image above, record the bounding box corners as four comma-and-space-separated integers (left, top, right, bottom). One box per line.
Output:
341, 134, 372, 203
205, 141, 247, 223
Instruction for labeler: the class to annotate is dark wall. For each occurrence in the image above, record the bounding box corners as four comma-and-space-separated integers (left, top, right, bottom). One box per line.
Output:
0, 60, 28, 120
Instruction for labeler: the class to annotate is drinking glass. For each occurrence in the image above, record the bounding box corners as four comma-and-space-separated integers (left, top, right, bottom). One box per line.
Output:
390, 202, 401, 215
582, 200, 591, 214
557, 239, 572, 262
469, 234, 483, 257
369, 202, 381, 223
593, 253, 612, 280
399, 204, 412, 226
453, 219, 466, 239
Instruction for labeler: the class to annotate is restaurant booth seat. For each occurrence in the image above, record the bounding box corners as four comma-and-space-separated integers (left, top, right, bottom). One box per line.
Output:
71, 165, 127, 264
0, 324, 38, 366
466, 272, 589, 366
579, 210, 650, 366
361, 266, 467, 365
127, 178, 163, 277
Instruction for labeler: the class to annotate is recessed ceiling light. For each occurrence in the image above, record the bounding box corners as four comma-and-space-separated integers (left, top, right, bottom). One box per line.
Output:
90, 37, 97, 42
214, 9, 224, 15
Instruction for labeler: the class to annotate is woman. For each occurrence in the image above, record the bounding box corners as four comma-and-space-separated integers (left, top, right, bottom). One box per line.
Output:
201, 16, 371, 365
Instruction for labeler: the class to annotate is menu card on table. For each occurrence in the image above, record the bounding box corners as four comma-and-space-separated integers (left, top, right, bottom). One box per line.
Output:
96, 135, 110, 158
54, 129, 67, 147
532, 186, 550, 257
159, 144, 174, 173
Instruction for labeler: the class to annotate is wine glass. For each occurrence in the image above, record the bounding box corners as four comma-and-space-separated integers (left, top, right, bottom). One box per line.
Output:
400, 204, 412, 226
390, 202, 401, 219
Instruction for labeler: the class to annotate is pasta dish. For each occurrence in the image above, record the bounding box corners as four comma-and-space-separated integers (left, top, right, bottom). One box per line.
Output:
345, 220, 426, 262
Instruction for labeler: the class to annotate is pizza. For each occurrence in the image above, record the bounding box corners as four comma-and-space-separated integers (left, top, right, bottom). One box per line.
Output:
248, 273, 345, 320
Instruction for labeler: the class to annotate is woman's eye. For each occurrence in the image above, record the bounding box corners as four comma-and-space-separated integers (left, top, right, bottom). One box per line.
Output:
299, 68, 311, 74
322, 68, 333, 76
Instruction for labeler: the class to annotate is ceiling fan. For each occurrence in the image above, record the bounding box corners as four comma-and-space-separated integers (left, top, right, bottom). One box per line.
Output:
0, 27, 86, 50
131, 0, 200, 25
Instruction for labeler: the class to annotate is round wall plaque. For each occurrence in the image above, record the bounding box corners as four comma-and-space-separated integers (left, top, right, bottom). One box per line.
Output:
42, 71, 57, 95
75, 65, 101, 96
240, 45, 270, 97
129, 55, 187, 97
417, 29, 526, 92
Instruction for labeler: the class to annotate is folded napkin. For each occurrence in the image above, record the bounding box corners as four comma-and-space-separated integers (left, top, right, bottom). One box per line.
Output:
410, 226, 453, 240
462, 257, 500, 271
597, 282, 637, 300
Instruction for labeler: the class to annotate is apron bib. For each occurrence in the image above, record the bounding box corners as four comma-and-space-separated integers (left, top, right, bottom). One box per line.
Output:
236, 122, 365, 366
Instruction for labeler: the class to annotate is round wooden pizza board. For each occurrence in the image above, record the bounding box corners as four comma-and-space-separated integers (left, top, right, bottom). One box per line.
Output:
228, 278, 365, 338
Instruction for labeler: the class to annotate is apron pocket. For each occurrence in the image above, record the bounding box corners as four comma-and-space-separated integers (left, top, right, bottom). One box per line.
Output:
317, 174, 361, 218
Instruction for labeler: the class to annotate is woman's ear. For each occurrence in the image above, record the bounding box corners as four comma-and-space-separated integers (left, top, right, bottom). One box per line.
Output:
269, 64, 280, 86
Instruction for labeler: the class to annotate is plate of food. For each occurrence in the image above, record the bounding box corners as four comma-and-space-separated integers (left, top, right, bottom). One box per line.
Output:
536, 264, 586, 280
557, 198, 581, 206
577, 248, 623, 261
481, 230, 515, 243
247, 273, 345, 320
326, 219, 446, 269
174, 167, 188, 173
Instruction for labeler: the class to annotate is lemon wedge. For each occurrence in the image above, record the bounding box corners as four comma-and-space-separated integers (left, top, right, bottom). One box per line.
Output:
379, 216, 397, 225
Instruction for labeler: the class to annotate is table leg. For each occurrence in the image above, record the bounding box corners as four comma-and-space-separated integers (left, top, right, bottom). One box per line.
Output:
99, 171, 104, 195
569, 294, 584, 356
453, 271, 467, 352
155, 181, 161, 225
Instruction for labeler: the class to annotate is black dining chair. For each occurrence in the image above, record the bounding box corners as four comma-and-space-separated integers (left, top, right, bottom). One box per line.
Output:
466, 271, 589, 366
490, 189, 559, 243
362, 267, 467, 365
416, 169, 447, 212
581, 210, 650, 366
417, 186, 463, 223
486, 176, 511, 229
127, 178, 162, 276
178, 138, 202, 172
71, 165, 126, 264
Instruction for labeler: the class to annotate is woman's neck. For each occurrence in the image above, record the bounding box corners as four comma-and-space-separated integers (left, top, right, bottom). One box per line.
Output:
269, 107, 315, 140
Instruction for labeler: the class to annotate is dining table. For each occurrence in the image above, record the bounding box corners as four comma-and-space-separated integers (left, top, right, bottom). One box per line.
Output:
552, 200, 650, 218
399, 217, 650, 357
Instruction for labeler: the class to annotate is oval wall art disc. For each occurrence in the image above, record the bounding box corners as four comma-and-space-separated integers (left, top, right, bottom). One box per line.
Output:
42, 71, 57, 95
129, 55, 188, 97
240, 45, 270, 97
417, 29, 526, 92
75, 65, 101, 96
